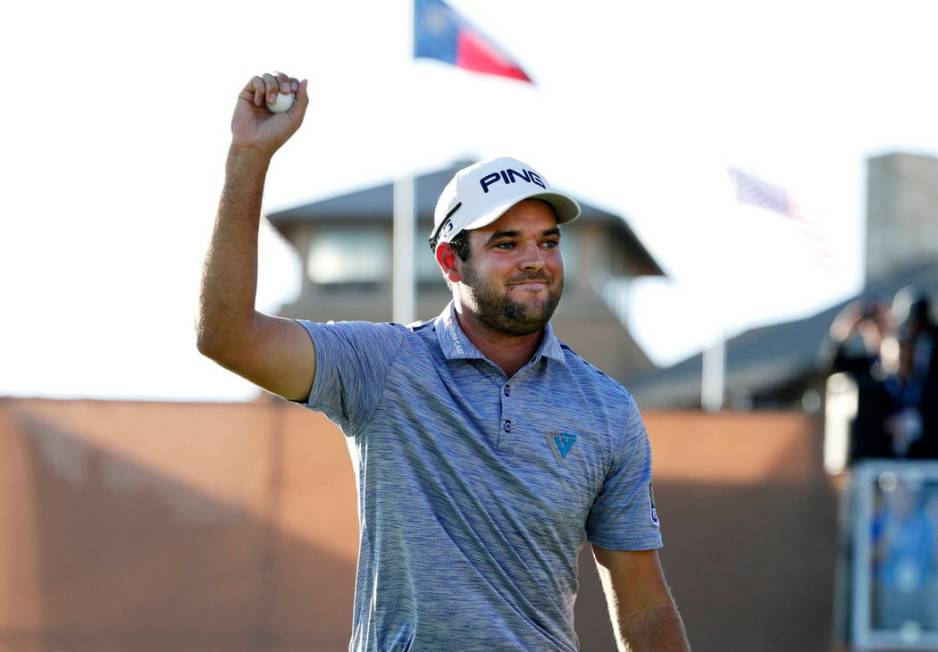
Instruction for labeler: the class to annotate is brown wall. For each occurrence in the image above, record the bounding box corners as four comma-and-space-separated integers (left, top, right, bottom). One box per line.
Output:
0, 399, 837, 652
640, 412, 839, 652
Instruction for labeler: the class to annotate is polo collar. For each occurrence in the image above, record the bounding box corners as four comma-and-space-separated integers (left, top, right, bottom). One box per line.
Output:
433, 302, 566, 365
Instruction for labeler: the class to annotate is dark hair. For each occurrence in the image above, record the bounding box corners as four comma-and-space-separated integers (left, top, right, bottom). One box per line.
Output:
429, 230, 471, 261
448, 231, 471, 261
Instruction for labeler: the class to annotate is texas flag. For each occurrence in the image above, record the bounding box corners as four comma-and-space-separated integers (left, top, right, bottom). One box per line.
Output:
414, 0, 533, 83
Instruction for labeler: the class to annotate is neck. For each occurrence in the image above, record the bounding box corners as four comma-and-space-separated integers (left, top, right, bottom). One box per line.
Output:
453, 302, 544, 378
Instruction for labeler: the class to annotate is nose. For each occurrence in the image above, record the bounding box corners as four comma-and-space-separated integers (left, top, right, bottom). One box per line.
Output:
518, 241, 545, 272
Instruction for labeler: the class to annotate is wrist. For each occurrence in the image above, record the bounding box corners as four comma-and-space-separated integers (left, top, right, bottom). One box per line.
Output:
226, 145, 274, 184
227, 143, 274, 169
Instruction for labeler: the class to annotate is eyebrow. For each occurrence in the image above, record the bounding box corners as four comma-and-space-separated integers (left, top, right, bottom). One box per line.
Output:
484, 227, 561, 245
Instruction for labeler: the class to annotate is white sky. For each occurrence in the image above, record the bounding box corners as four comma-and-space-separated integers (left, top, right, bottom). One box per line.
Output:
3, 0, 938, 401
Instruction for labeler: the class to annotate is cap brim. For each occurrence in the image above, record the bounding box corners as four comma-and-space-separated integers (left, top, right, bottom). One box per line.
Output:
460, 190, 582, 233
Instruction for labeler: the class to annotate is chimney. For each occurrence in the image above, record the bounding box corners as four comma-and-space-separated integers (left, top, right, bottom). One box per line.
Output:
865, 152, 938, 284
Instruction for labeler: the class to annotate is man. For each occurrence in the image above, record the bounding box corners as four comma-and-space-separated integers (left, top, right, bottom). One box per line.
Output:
198, 72, 689, 652
880, 288, 938, 459
818, 300, 894, 462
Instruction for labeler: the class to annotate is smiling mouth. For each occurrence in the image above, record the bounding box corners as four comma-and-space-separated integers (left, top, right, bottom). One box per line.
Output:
510, 281, 548, 290
509, 276, 549, 284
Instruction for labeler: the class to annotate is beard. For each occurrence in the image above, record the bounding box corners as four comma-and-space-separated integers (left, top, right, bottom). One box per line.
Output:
459, 264, 563, 336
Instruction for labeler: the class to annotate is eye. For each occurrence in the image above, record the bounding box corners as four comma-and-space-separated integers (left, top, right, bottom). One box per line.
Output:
542, 239, 560, 249
494, 241, 515, 250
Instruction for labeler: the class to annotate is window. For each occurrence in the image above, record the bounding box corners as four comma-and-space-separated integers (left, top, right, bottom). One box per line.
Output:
306, 227, 389, 284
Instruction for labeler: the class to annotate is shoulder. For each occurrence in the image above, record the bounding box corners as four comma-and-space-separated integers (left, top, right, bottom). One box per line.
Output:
295, 320, 420, 362
557, 341, 640, 421
298, 318, 410, 342
406, 317, 445, 353
559, 341, 634, 400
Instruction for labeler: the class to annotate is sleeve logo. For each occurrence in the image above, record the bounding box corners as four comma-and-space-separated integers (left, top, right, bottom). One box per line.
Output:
649, 484, 659, 525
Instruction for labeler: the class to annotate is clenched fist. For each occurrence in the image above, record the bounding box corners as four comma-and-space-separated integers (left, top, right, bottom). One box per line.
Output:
231, 72, 309, 158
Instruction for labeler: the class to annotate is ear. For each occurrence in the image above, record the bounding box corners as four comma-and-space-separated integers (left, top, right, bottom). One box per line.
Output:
435, 243, 462, 284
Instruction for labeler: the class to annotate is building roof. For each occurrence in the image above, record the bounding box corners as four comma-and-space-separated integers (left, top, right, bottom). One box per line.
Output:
266, 161, 665, 276
625, 262, 938, 409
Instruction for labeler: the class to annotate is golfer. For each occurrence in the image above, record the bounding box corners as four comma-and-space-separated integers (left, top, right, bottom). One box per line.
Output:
198, 72, 690, 652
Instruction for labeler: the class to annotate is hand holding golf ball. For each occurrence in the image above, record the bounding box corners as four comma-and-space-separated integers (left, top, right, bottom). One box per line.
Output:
266, 91, 294, 114
243, 71, 303, 115
231, 72, 309, 156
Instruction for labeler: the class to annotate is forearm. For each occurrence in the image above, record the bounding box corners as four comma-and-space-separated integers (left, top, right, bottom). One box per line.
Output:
197, 145, 271, 354
614, 602, 690, 652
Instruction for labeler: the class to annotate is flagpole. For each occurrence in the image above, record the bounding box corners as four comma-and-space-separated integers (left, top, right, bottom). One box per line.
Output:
392, 175, 416, 324
392, 0, 416, 325
402, 0, 535, 325
701, 326, 725, 412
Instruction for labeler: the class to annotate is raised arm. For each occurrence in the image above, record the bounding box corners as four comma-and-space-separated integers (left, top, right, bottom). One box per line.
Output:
197, 72, 315, 401
591, 545, 690, 652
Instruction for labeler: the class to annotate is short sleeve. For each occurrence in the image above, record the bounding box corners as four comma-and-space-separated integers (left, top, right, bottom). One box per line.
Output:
295, 320, 405, 437
585, 393, 663, 550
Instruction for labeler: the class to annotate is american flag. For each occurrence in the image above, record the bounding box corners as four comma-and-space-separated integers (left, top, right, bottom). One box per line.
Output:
728, 167, 838, 271
728, 168, 796, 217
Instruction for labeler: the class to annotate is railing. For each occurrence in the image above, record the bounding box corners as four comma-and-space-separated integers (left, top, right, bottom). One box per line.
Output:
848, 460, 938, 650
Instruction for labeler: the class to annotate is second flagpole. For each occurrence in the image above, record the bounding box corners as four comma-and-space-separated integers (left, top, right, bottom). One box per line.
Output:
392, 0, 417, 325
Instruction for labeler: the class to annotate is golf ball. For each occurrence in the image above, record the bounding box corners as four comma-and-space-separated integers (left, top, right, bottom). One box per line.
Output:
266, 92, 294, 114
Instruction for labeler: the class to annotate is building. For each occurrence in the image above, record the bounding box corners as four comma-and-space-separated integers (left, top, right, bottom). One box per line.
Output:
866, 153, 938, 283
267, 160, 666, 381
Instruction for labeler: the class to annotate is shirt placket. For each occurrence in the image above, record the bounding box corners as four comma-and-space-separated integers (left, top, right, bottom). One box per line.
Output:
497, 361, 541, 451
498, 377, 514, 452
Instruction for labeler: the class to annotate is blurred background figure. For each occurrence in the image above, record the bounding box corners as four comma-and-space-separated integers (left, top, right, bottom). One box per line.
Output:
891, 287, 938, 380
880, 287, 938, 459
823, 299, 890, 379
822, 287, 938, 464
821, 299, 894, 461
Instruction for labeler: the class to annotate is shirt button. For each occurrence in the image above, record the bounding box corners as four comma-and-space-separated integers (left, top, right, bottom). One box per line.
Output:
504, 385, 511, 396
504, 419, 512, 432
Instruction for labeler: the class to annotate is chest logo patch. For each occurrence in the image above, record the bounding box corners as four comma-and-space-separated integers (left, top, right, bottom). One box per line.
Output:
545, 432, 577, 463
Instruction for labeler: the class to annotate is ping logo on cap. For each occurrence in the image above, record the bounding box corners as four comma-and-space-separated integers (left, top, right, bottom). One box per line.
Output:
430, 156, 581, 250
479, 168, 547, 194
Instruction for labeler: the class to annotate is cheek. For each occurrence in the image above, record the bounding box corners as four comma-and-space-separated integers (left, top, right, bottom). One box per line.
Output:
549, 251, 565, 274
469, 257, 506, 279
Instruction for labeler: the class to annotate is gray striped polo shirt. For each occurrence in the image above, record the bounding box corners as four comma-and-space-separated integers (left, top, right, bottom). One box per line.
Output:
298, 302, 661, 652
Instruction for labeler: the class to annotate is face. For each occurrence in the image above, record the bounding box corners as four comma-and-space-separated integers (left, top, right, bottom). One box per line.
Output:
446, 199, 564, 336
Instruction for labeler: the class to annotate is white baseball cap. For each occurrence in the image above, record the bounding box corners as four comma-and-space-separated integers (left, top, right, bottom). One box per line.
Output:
429, 156, 581, 251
